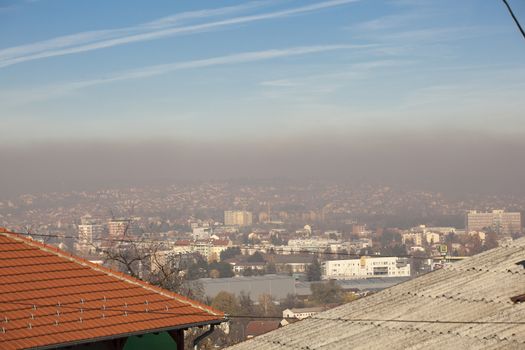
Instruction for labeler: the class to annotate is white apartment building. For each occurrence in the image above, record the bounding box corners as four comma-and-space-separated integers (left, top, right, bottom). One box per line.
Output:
224, 210, 253, 227
322, 257, 411, 280
76, 222, 103, 254
287, 238, 338, 252
173, 239, 232, 262
192, 226, 212, 240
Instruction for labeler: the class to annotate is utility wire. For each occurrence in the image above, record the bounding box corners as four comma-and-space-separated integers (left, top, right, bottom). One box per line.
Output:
5, 230, 441, 260
1, 299, 524, 331
501, 0, 525, 40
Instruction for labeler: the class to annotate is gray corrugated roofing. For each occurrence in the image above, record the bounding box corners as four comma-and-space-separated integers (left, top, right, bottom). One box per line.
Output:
227, 238, 525, 349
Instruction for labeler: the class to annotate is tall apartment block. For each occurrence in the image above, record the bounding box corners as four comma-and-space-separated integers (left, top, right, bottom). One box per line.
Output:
465, 210, 521, 234
76, 221, 103, 253
108, 218, 133, 238
224, 210, 253, 227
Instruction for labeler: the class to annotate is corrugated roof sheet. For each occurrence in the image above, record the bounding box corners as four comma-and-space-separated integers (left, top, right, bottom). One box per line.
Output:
228, 237, 525, 349
0, 228, 225, 350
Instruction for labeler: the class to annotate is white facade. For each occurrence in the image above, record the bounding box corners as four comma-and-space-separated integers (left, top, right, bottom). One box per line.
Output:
76, 223, 102, 253
322, 257, 411, 280
287, 238, 338, 253
282, 307, 324, 320
192, 227, 212, 240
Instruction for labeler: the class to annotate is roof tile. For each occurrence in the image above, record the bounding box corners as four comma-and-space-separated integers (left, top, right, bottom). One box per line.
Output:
0, 229, 225, 350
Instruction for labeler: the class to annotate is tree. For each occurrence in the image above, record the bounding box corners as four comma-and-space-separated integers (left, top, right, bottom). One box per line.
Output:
270, 235, 285, 246
98, 237, 205, 300
257, 294, 279, 317
209, 269, 221, 278
306, 257, 322, 281
242, 267, 254, 276
484, 231, 499, 251
209, 261, 234, 278
186, 256, 209, 280
238, 291, 255, 315
247, 251, 265, 262
211, 291, 240, 315
100, 238, 180, 288
281, 293, 304, 310
465, 234, 483, 255
381, 244, 407, 256
310, 280, 344, 305
265, 262, 276, 274
220, 246, 241, 261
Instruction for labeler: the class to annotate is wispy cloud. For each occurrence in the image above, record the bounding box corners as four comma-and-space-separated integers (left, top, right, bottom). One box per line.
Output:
0, 0, 359, 69
260, 79, 300, 87
258, 59, 409, 91
0, 44, 368, 103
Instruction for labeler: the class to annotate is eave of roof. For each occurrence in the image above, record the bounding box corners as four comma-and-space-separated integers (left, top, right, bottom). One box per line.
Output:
0, 228, 226, 350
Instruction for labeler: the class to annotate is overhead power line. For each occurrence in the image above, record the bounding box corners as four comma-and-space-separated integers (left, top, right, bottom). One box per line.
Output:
1, 299, 524, 335
6, 230, 438, 260
501, 0, 525, 40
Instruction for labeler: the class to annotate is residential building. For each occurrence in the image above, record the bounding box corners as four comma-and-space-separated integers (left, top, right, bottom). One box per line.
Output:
76, 221, 103, 253
466, 210, 521, 234
227, 260, 266, 275
269, 254, 315, 274
322, 256, 411, 280
192, 226, 212, 240
108, 218, 133, 238
401, 232, 422, 246
287, 238, 338, 253
245, 321, 281, 339
282, 307, 325, 320
424, 231, 441, 245
172, 239, 231, 262
224, 210, 253, 226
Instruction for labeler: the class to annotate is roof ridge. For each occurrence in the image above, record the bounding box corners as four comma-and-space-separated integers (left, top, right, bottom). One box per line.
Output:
0, 229, 223, 318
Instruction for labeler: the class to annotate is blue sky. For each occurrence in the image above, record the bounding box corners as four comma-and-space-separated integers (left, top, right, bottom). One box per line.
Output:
1, 0, 525, 143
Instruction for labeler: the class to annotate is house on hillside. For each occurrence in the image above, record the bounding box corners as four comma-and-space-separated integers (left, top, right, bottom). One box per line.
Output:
245, 321, 281, 339
0, 228, 227, 350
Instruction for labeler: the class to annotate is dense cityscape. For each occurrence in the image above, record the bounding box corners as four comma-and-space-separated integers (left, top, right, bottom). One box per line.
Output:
1, 181, 523, 347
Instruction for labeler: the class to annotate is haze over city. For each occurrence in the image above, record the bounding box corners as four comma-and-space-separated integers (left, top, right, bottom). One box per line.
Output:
1, 0, 525, 197
1, 1, 525, 349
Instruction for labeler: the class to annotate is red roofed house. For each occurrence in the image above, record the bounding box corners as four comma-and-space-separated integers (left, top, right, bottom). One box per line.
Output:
245, 321, 281, 339
0, 228, 226, 350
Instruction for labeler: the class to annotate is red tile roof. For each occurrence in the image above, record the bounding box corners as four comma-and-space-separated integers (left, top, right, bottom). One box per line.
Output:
0, 228, 225, 350
245, 321, 281, 338
211, 239, 230, 246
